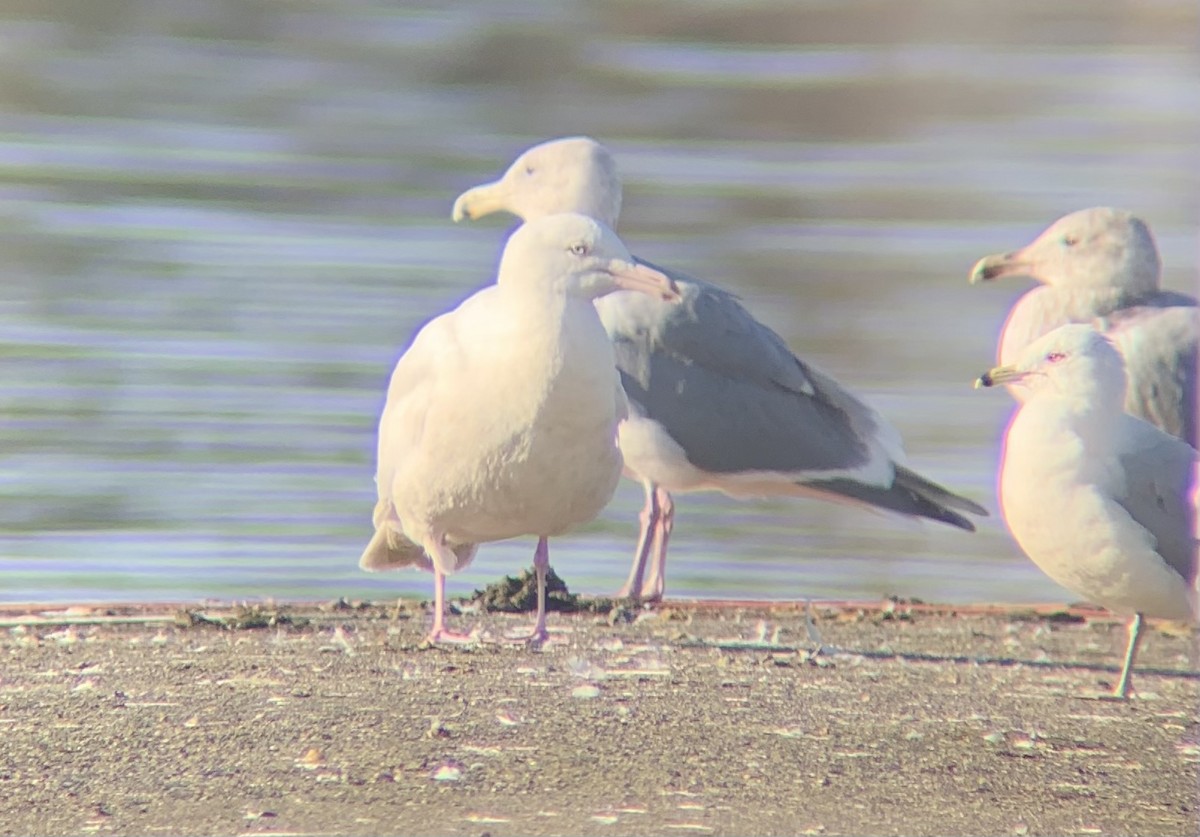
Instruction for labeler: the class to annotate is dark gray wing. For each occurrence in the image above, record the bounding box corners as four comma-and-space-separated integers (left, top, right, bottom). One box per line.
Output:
598, 257, 987, 527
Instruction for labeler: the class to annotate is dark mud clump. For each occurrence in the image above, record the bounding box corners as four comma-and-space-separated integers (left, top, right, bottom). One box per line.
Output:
471, 566, 587, 613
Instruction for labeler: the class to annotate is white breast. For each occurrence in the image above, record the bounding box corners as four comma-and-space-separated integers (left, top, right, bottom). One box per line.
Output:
999, 404, 1194, 620
393, 296, 624, 547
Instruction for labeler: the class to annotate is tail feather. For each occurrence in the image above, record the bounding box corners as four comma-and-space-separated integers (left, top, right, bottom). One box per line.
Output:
359, 525, 430, 572
803, 467, 988, 532
359, 500, 480, 572
893, 466, 990, 517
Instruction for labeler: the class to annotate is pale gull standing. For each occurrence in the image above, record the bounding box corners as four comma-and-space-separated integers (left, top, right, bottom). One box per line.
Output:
360, 212, 679, 643
975, 324, 1198, 698
453, 136, 988, 602
970, 207, 1198, 447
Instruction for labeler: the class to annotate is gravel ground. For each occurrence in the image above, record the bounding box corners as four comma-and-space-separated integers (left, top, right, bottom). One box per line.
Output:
0, 598, 1196, 836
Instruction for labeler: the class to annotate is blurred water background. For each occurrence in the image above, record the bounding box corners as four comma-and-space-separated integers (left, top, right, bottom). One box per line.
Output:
1, 0, 1196, 605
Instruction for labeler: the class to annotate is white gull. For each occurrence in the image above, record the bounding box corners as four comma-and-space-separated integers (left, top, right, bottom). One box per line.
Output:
360, 212, 679, 642
976, 323, 1197, 697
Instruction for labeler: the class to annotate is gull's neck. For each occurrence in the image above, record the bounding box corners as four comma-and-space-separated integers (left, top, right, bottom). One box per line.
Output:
521, 179, 621, 228
1048, 284, 1144, 318
495, 281, 604, 347
1031, 380, 1124, 450
1000, 285, 1148, 366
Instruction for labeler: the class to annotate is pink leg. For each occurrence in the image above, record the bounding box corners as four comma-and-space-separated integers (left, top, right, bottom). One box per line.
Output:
424, 540, 476, 644
641, 487, 674, 602
521, 537, 551, 645
617, 480, 660, 599
498, 539, 552, 645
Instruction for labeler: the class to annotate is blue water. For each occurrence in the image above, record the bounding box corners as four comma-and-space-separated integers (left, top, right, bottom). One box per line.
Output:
1, 0, 1196, 605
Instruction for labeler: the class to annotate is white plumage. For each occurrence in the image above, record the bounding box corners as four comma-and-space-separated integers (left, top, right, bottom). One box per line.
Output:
977, 323, 1198, 697
361, 212, 678, 643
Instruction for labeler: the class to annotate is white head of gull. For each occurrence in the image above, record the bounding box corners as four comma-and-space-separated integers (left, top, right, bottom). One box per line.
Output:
976, 323, 1198, 697
453, 136, 988, 602
360, 211, 679, 644
970, 207, 1197, 446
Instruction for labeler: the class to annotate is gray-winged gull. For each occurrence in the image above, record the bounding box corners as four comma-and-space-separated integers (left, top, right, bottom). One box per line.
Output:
453, 136, 988, 601
970, 207, 1197, 447
360, 212, 679, 643
976, 323, 1198, 698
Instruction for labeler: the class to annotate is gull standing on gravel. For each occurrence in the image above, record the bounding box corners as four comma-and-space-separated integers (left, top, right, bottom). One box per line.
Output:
453, 136, 987, 602
970, 207, 1197, 447
360, 212, 679, 643
976, 324, 1198, 698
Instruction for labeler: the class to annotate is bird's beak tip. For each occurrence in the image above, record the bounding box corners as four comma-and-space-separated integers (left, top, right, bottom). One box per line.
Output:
976, 366, 1022, 389
969, 256, 998, 285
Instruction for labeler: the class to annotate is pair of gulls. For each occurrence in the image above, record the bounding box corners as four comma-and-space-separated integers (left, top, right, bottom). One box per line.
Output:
362, 137, 1197, 697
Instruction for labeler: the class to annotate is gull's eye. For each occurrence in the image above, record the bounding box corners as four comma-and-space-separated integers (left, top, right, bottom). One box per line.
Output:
568, 242, 589, 256
1045, 351, 1067, 363
1061, 235, 1079, 247
524, 165, 535, 176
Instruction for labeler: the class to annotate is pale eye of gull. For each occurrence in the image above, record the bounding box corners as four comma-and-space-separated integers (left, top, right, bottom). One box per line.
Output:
568, 243, 589, 256
1045, 351, 1067, 363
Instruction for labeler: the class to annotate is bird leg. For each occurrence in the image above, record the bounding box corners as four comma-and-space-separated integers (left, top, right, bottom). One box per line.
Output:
640, 487, 675, 602
515, 537, 551, 646
498, 538, 553, 646
617, 480, 660, 599
804, 598, 826, 656
423, 539, 477, 644
1113, 612, 1145, 698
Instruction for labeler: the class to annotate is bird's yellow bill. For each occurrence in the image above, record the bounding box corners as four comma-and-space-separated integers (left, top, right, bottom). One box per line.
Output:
974, 364, 1026, 389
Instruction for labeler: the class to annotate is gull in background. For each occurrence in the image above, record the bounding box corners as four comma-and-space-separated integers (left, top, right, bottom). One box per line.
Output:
453, 136, 987, 602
